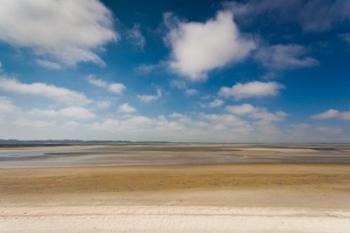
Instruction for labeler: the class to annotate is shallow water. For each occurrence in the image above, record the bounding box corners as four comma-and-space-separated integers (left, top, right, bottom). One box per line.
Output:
0, 151, 45, 160
0, 144, 350, 168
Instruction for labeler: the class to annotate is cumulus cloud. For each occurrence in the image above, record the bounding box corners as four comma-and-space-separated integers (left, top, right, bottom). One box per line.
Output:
0, 0, 117, 66
137, 89, 162, 103
90, 112, 252, 142
312, 109, 350, 121
118, 103, 136, 113
2, 103, 347, 142
165, 10, 255, 81
225, 103, 256, 115
219, 81, 282, 99
87, 75, 126, 95
255, 45, 319, 70
28, 106, 95, 120
87, 109, 289, 142
0, 76, 90, 105
226, 104, 287, 123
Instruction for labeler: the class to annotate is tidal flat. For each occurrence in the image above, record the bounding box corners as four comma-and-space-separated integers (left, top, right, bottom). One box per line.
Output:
1, 144, 350, 233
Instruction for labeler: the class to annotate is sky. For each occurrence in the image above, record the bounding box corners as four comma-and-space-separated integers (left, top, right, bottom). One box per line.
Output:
0, 0, 349, 143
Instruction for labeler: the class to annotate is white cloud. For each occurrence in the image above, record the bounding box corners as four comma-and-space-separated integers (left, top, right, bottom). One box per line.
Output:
87, 75, 125, 95
312, 109, 339, 119
185, 88, 198, 96
225, 103, 256, 115
137, 89, 162, 103
2, 105, 348, 142
288, 123, 344, 141
170, 80, 198, 96
0, 76, 90, 105
28, 106, 95, 120
126, 24, 145, 49
0, 96, 15, 113
316, 126, 343, 135
255, 45, 319, 70
341, 112, 350, 121
36, 59, 62, 70
312, 109, 350, 121
0, 0, 117, 66
209, 99, 224, 108
108, 83, 126, 94
118, 103, 136, 113
96, 100, 111, 109
219, 81, 282, 99
135, 63, 163, 74
165, 10, 255, 81
226, 0, 350, 32
87, 110, 312, 143
226, 104, 287, 123
250, 109, 287, 124
90, 112, 253, 142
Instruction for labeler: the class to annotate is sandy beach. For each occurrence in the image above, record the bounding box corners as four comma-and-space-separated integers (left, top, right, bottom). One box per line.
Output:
1, 144, 350, 232
2, 206, 350, 233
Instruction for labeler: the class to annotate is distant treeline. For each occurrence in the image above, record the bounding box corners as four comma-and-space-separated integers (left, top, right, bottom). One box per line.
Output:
0, 139, 171, 146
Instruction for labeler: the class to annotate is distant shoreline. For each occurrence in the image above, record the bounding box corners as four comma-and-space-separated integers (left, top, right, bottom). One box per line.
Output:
0, 139, 350, 147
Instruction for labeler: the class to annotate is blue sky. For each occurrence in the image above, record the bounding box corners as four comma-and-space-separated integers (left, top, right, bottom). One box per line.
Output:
0, 0, 349, 142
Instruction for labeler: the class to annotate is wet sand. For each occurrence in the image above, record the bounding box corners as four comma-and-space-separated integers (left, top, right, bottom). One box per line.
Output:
1, 143, 350, 167
1, 144, 350, 232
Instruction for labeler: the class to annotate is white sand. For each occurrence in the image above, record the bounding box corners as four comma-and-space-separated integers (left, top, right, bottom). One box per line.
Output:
1, 206, 350, 233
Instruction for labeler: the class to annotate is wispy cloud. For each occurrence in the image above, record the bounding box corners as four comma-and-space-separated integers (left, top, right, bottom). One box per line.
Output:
95, 100, 111, 109
36, 59, 63, 70
87, 75, 126, 95
126, 24, 145, 49
340, 33, 350, 44
209, 99, 224, 108
170, 80, 198, 96
255, 45, 319, 70
226, 0, 350, 32
138, 89, 162, 103
28, 106, 95, 120
0, 76, 90, 105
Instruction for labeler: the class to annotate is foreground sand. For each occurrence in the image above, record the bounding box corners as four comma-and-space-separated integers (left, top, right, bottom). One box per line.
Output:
1, 145, 350, 232
1, 164, 350, 206
2, 206, 350, 233
1, 164, 350, 232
